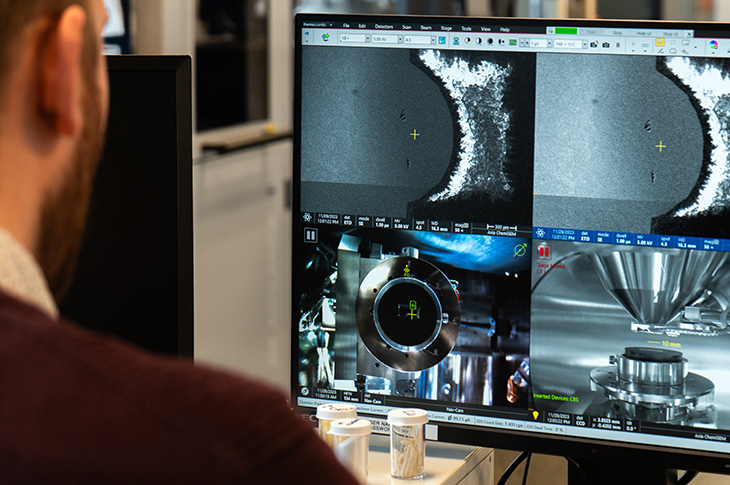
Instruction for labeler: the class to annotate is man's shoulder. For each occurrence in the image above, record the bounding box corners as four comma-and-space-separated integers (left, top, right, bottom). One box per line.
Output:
0, 289, 354, 484
0, 286, 291, 420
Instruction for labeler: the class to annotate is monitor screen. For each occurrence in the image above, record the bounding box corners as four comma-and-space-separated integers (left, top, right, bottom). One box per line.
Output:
60, 55, 193, 358
292, 14, 730, 477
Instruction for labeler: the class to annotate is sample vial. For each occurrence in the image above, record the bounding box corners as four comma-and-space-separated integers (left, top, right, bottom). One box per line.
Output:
316, 403, 357, 446
329, 418, 372, 484
388, 408, 428, 479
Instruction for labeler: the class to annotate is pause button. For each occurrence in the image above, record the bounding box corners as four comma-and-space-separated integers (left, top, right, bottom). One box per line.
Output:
304, 228, 318, 243
537, 243, 551, 260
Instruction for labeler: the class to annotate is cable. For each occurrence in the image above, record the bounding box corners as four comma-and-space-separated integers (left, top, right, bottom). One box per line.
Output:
564, 456, 587, 485
677, 470, 698, 485
496, 452, 530, 485
521, 453, 532, 485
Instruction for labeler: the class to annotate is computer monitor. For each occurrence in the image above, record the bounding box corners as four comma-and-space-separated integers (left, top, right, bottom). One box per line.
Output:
292, 13, 730, 483
60, 55, 193, 358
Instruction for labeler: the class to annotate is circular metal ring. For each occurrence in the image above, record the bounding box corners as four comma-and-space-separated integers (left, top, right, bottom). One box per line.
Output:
616, 352, 687, 386
356, 256, 460, 372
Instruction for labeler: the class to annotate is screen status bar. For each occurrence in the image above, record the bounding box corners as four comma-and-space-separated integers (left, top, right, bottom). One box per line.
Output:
300, 211, 730, 253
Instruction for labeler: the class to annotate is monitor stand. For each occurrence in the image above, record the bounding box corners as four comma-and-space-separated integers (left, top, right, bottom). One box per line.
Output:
570, 458, 677, 485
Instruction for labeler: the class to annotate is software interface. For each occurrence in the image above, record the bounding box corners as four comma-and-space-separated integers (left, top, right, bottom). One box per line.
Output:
295, 18, 730, 454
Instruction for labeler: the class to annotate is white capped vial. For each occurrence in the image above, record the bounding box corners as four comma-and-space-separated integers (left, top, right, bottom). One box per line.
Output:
329, 418, 372, 484
316, 403, 357, 446
388, 408, 428, 479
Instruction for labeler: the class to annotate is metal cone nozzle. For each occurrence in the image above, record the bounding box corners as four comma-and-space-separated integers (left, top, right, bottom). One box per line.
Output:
589, 248, 728, 325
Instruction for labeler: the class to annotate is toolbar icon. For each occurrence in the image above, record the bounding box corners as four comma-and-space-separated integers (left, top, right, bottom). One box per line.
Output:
514, 243, 528, 258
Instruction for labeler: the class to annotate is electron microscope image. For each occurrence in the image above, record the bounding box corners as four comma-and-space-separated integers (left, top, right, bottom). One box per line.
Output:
534, 54, 730, 240
653, 57, 730, 239
300, 46, 536, 227
406, 49, 536, 225
533, 54, 703, 234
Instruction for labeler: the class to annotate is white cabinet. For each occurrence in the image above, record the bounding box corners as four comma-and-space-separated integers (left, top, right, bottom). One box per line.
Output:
193, 140, 293, 390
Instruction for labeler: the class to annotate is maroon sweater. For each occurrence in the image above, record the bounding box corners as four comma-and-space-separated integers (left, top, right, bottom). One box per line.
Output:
0, 289, 359, 484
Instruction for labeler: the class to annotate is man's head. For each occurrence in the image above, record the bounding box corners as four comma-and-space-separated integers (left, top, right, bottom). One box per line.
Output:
0, 0, 109, 303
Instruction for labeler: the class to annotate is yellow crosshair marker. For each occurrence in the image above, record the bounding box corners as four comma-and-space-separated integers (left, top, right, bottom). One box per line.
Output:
411, 130, 420, 140
656, 141, 667, 152
408, 300, 418, 320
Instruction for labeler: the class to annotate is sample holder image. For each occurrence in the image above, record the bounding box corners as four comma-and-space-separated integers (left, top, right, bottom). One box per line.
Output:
300, 46, 536, 227
296, 227, 532, 408
530, 239, 730, 428
534, 54, 730, 240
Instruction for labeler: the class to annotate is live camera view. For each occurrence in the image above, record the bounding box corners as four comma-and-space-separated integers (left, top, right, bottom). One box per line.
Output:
530, 240, 730, 428
297, 227, 531, 408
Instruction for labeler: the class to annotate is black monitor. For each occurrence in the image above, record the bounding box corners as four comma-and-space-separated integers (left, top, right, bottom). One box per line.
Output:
292, 13, 730, 483
60, 55, 193, 358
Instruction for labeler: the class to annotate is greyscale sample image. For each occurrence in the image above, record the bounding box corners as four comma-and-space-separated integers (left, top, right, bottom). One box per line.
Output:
534, 54, 730, 240
300, 47, 535, 226
654, 57, 730, 239
296, 227, 531, 408
529, 240, 730, 428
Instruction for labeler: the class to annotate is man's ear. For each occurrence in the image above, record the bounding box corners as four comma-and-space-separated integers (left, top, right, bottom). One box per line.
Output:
38, 5, 87, 136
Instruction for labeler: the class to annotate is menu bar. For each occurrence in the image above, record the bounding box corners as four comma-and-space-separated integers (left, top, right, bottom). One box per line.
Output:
302, 20, 546, 34
302, 20, 695, 38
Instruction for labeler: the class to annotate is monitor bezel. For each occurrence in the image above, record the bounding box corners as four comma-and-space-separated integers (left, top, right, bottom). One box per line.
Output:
107, 55, 194, 358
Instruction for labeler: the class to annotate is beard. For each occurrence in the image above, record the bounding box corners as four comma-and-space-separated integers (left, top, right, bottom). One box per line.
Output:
34, 80, 107, 304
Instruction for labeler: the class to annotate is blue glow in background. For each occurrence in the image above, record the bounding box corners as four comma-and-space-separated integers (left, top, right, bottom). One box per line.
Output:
413, 232, 531, 274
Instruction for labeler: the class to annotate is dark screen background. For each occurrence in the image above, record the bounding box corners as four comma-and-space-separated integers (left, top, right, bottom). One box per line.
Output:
59, 57, 193, 358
